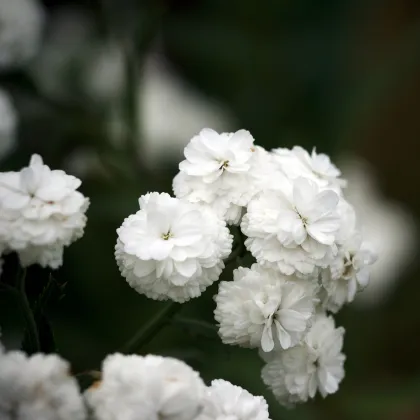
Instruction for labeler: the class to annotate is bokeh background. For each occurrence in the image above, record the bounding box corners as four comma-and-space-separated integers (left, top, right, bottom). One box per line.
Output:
1, 0, 420, 419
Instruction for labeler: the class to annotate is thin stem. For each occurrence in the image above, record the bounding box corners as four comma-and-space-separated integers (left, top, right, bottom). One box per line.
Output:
120, 301, 180, 354
17, 269, 40, 353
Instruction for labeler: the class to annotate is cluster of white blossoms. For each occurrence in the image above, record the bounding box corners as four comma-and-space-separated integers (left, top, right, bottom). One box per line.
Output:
0, 0, 45, 69
115, 128, 377, 406
0, 341, 271, 420
0, 154, 89, 268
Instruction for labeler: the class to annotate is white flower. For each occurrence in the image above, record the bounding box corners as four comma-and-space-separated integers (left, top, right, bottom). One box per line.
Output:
0, 154, 89, 268
272, 146, 345, 190
0, 0, 44, 69
0, 351, 86, 420
241, 178, 341, 276
85, 353, 205, 420
0, 90, 17, 161
261, 314, 345, 406
115, 192, 232, 302
196, 379, 271, 420
321, 234, 377, 312
174, 129, 272, 224
214, 264, 317, 352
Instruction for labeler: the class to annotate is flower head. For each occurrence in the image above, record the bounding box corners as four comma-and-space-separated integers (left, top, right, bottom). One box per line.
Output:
261, 314, 345, 406
115, 192, 232, 302
174, 129, 273, 224
321, 234, 377, 312
197, 379, 271, 420
0, 154, 89, 268
0, 350, 86, 420
214, 264, 318, 352
85, 353, 205, 420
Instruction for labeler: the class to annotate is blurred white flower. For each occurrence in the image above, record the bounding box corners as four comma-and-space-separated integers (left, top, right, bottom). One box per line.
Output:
0, 0, 44, 70
214, 264, 317, 352
197, 379, 271, 420
0, 89, 17, 161
115, 192, 232, 302
261, 314, 345, 406
0, 154, 89, 268
0, 350, 86, 420
174, 129, 272, 224
339, 157, 416, 306
85, 353, 205, 420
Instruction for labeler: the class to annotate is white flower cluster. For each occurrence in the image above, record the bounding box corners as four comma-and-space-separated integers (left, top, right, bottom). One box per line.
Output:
86, 353, 271, 420
115, 128, 377, 405
0, 348, 86, 420
0, 0, 45, 70
0, 154, 89, 268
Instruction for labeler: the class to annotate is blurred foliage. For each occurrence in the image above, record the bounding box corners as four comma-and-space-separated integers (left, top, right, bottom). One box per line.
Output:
1, 0, 420, 419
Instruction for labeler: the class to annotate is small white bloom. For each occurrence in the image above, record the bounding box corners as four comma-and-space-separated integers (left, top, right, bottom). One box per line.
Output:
197, 379, 271, 420
0, 154, 89, 268
261, 314, 345, 406
241, 178, 341, 276
115, 192, 232, 302
174, 129, 272, 224
0, 0, 44, 69
85, 353, 205, 420
0, 351, 86, 420
215, 264, 317, 352
0, 90, 17, 161
321, 234, 377, 312
272, 146, 345, 190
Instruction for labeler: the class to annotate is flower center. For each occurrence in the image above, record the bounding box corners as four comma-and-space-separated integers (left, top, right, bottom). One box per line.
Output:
219, 160, 229, 169
294, 207, 308, 225
161, 231, 173, 240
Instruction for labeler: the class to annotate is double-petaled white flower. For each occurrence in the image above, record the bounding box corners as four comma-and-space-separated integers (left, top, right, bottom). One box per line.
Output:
173, 128, 272, 224
321, 234, 377, 312
214, 264, 318, 352
0, 154, 89, 268
197, 379, 271, 420
85, 353, 205, 420
115, 192, 232, 302
242, 177, 341, 276
0, 0, 45, 69
272, 146, 345, 190
0, 350, 86, 420
261, 314, 345, 406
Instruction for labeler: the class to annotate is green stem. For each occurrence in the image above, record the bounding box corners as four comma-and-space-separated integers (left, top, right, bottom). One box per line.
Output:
17, 269, 40, 353
120, 301, 180, 354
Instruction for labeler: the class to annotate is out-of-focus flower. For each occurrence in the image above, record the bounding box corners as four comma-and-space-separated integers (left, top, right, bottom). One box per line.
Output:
115, 192, 232, 302
0, 90, 17, 161
0, 350, 86, 420
0, 0, 44, 70
338, 157, 416, 306
197, 379, 271, 420
261, 314, 345, 406
85, 353, 205, 420
0, 154, 89, 268
214, 264, 317, 352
